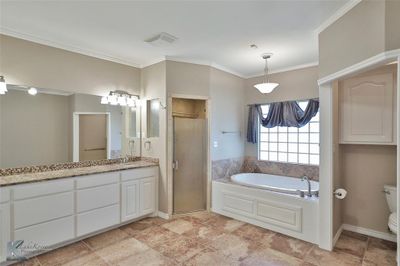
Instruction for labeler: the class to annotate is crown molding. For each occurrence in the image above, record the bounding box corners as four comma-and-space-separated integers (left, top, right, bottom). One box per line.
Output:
0, 27, 142, 68
246, 61, 319, 79
318, 49, 400, 86
164, 56, 245, 78
315, 0, 362, 34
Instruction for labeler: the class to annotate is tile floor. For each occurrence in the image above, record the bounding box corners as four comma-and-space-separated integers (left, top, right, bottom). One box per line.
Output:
15, 212, 397, 266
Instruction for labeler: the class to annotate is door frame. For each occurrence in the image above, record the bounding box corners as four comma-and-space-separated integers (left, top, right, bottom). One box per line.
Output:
167, 94, 211, 216
72, 112, 111, 162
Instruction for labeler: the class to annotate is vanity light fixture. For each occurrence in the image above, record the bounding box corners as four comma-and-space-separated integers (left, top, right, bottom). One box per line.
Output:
0, 76, 7, 95
101, 90, 139, 107
28, 87, 38, 96
254, 53, 279, 94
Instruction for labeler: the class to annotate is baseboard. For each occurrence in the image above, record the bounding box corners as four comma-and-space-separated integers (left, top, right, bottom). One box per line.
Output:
333, 224, 344, 247
342, 224, 397, 242
157, 211, 170, 220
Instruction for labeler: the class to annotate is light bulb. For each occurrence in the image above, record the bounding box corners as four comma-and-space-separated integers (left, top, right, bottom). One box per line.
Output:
108, 95, 118, 105
100, 96, 108, 104
118, 96, 127, 106
28, 87, 38, 95
127, 97, 136, 107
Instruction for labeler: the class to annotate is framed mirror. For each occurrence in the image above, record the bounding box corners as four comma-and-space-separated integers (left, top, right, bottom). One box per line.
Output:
146, 99, 160, 138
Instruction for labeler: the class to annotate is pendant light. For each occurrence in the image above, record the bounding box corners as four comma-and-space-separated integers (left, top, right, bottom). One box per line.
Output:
254, 53, 279, 94
0, 76, 7, 95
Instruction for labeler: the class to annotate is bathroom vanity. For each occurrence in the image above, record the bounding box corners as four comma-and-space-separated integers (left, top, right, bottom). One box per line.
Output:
0, 162, 158, 262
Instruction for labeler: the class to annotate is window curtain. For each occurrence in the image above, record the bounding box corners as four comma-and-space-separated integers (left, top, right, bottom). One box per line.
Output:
246, 99, 319, 143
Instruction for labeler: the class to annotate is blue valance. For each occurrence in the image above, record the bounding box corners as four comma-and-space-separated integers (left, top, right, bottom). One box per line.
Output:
247, 99, 319, 144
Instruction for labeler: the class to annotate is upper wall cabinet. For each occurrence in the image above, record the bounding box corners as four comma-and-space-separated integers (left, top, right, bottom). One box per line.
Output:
339, 67, 397, 145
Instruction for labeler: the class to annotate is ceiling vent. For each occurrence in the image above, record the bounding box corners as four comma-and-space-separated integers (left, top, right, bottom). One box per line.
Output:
145, 32, 178, 47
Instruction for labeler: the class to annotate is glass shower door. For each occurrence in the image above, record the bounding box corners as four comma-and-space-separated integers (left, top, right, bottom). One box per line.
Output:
173, 117, 206, 214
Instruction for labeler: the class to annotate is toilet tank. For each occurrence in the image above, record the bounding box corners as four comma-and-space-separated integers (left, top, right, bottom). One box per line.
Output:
384, 185, 397, 212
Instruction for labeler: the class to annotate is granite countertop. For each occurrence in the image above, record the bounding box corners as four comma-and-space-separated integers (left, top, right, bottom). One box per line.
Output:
0, 160, 158, 187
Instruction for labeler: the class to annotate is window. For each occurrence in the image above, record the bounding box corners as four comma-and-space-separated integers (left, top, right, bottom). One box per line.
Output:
258, 101, 320, 165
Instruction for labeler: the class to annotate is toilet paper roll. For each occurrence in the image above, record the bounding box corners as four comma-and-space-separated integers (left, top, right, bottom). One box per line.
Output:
334, 188, 347, 199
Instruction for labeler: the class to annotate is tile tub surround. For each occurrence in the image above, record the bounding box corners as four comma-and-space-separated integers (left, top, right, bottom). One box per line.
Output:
0, 158, 158, 186
242, 156, 319, 181
211, 157, 244, 180
212, 156, 319, 181
17, 212, 397, 266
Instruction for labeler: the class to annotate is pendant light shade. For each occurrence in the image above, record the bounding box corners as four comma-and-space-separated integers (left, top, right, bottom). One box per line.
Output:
254, 82, 279, 94
254, 53, 279, 94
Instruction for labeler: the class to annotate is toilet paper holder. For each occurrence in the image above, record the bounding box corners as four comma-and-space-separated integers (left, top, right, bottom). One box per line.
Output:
333, 188, 347, 199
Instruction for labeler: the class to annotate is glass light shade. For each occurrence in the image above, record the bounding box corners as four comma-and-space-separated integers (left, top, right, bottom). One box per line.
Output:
108, 95, 118, 105
28, 87, 38, 95
254, 82, 279, 94
100, 96, 108, 104
127, 97, 136, 107
118, 96, 127, 106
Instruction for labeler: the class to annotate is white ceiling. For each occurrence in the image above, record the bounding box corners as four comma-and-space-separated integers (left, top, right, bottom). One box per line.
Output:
0, 0, 352, 78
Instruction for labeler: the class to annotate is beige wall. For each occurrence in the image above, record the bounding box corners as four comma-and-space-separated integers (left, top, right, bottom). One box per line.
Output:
0, 90, 70, 168
140, 61, 168, 213
385, 0, 400, 51
319, 0, 400, 78
166, 61, 211, 97
245, 66, 319, 156
0, 35, 141, 96
340, 145, 396, 232
210, 67, 245, 161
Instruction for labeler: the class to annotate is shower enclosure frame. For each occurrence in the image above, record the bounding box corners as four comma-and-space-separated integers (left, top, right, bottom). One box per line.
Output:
318, 49, 400, 255
166, 94, 211, 217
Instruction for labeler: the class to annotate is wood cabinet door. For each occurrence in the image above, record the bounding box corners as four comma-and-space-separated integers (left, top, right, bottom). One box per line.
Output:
121, 180, 140, 222
340, 72, 395, 144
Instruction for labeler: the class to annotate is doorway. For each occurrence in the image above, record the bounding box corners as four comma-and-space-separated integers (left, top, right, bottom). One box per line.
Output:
172, 98, 207, 214
73, 112, 111, 162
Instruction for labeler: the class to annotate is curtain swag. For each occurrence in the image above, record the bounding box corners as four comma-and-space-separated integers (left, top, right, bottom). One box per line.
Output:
246, 99, 319, 144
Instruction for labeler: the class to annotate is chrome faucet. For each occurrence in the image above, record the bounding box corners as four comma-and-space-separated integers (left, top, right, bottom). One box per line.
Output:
301, 176, 312, 197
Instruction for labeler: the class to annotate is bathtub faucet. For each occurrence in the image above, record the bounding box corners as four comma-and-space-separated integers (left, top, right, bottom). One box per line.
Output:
301, 176, 313, 197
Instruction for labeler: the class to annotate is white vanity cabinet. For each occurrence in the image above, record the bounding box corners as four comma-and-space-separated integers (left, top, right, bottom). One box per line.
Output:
339, 68, 396, 144
0, 166, 158, 263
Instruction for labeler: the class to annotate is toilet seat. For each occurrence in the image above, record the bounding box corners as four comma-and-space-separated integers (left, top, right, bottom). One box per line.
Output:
388, 212, 397, 234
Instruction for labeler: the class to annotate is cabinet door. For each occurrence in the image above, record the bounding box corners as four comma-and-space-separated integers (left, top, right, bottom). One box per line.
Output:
121, 180, 140, 222
340, 72, 395, 144
140, 177, 156, 216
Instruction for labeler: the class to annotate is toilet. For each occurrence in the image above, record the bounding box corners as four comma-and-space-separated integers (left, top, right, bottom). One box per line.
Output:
384, 185, 397, 234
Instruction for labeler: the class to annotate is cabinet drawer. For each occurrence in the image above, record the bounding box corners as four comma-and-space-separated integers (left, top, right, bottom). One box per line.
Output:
13, 179, 74, 200
77, 204, 119, 237
121, 167, 157, 182
0, 188, 10, 203
76, 172, 119, 189
14, 192, 74, 229
77, 184, 119, 213
14, 216, 74, 247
